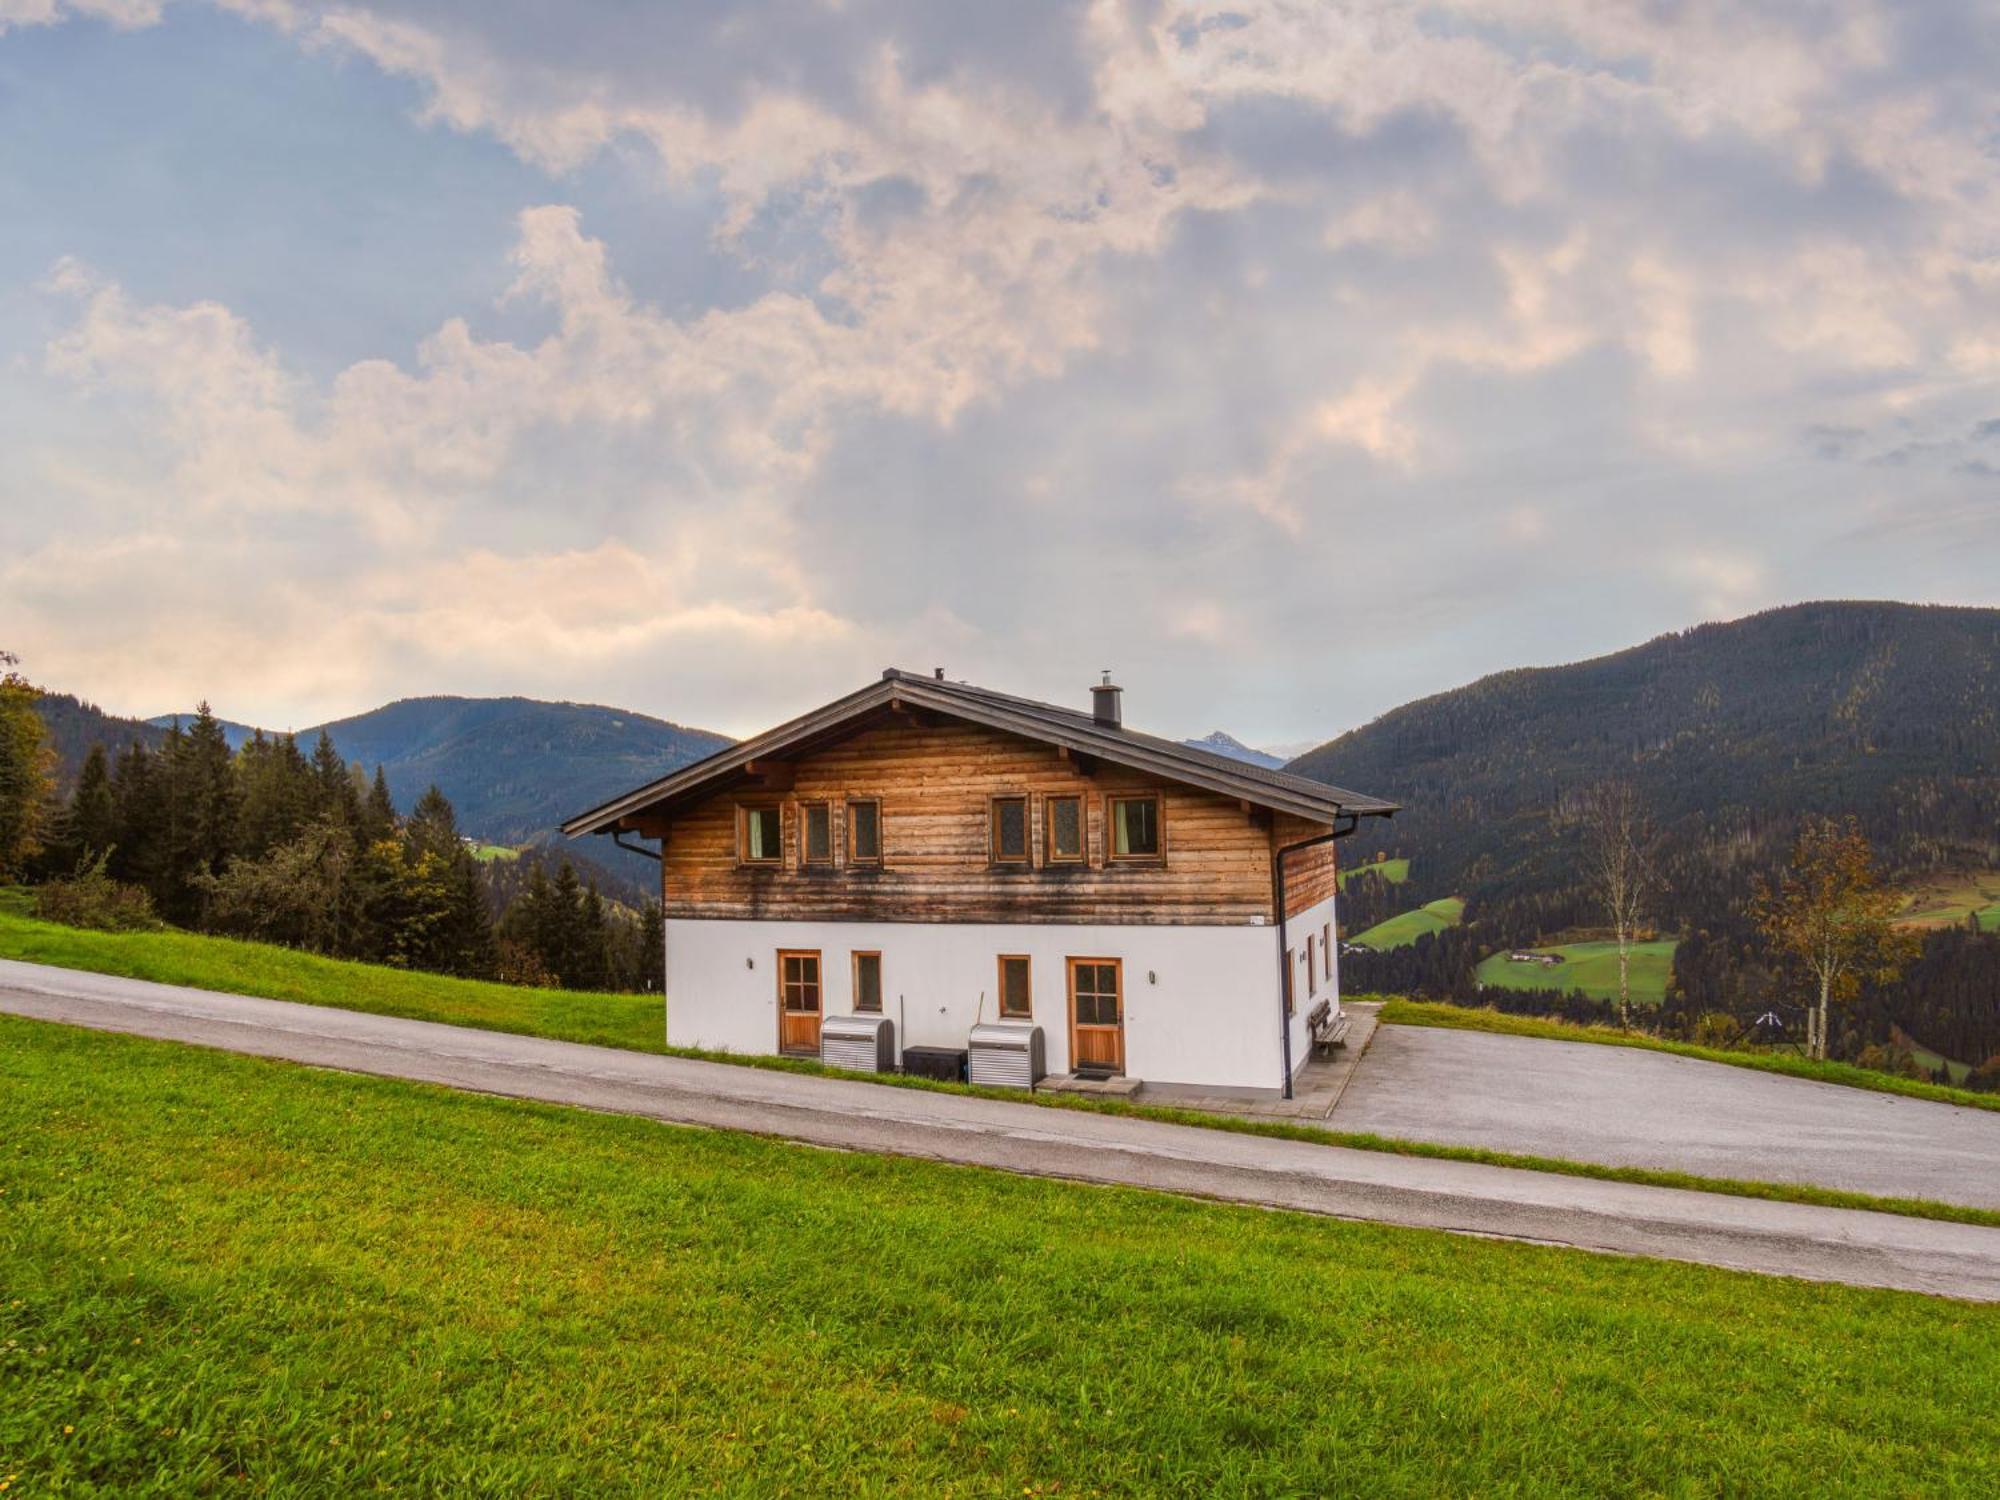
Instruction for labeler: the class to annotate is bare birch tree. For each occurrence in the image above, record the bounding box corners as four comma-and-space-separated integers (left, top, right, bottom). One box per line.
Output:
1582, 779, 1653, 1028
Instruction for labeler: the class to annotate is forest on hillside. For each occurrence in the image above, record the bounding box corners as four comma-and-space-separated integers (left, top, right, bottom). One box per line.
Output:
5, 683, 662, 996
1299, 603, 2000, 1079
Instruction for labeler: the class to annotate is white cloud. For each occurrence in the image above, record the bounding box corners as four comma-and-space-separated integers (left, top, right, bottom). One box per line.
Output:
6, 0, 2000, 741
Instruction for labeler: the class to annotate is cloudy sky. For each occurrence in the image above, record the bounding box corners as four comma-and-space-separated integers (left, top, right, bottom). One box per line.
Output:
3, 1, 1997, 746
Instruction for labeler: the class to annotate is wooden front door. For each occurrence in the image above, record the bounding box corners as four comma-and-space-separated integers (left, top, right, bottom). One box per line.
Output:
1067, 957, 1124, 1074
778, 950, 822, 1054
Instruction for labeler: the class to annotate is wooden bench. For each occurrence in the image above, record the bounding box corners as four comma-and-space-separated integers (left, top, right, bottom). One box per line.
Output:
1307, 1000, 1351, 1055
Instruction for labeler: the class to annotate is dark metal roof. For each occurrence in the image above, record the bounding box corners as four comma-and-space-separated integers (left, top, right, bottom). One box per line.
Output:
562, 667, 1398, 836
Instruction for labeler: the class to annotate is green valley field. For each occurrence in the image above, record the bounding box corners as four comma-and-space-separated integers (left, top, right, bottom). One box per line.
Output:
1351, 897, 1465, 950
5, 1016, 2000, 1495
1897, 871, 2000, 933
1475, 939, 1679, 1006
1337, 855, 1409, 889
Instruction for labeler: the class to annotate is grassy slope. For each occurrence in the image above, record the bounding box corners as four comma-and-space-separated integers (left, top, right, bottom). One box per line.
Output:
1897, 870, 2000, 932
6, 897, 1999, 1228
1351, 896, 1465, 951
1336, 855, 1409, 889
1474, 938, 1677, 1005
466, 843, 520, 862
1380, 999, 2000, 1114
5, 1018, 1999, 1496
0, 896, 663, 1054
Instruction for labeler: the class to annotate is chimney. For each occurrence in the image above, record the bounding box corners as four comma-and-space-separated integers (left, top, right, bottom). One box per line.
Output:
1090, 670, 1122, 728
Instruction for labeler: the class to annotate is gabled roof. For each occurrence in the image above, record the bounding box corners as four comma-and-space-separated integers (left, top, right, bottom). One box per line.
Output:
562, 668, 1398, 836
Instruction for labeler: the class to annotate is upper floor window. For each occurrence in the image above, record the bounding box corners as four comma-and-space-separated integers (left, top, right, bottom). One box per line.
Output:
1046, 794, 1083, 864
802, 802, 833, 865
991, 795, 1029, 864
1108, 794, 1160, 860
847, 799, 882, 865
739, 805, 782, 864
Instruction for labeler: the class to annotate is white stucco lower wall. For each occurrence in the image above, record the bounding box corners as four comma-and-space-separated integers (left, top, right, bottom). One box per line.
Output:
1282, 892, 1339, 1081
665, 916, 1306, 1092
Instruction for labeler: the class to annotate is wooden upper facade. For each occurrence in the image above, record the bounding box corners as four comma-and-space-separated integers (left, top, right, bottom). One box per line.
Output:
564, 670, 1396, 927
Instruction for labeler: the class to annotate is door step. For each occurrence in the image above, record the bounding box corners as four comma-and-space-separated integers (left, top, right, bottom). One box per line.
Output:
1040, 1072, 1143, 1098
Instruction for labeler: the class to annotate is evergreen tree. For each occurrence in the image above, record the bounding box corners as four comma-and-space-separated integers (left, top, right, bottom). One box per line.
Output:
234, 731, 317, 859
309, 731, 359, 828
405, 784, 460, 862
178, 704, 240, 923
0, 653, 54, 880
108, 739, 160, 890
360, 766, 398, 847
637, 899, 664, 994
67, 743, 117, 860
571, 878, 610, 990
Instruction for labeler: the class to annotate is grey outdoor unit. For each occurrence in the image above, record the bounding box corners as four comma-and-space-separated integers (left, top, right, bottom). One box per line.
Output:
967, 1023, 1046, 1089
820, 1013, 896, 1073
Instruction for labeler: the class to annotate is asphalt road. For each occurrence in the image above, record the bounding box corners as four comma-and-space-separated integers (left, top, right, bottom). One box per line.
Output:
5, 956, 2000, 1302
1333, 1025, 2000, 1210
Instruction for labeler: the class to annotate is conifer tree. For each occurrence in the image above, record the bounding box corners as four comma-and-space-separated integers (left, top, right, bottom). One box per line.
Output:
0, 652, 54, 880
360, 767, 398, 846
637, 899, 664, 994
109, 739, 160, 889
309, 730, 359, 828
67, 743, 118, 860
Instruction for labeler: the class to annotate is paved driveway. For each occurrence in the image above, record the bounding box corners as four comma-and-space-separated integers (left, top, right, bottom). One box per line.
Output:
1334, 1024, 2000, 1210
5, 957, 2000, 1300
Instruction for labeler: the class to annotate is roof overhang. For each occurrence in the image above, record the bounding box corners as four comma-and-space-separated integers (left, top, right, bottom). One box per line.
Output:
562, 671, 1398, 837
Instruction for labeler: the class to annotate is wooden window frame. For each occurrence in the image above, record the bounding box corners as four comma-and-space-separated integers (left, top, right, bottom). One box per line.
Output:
1323, 922, 1333, 985
989, 794, 1031, 866
852, 950, 882, 1014
846, 798, 882, 867
1044, 793, 1084, 865
1284, 949, 1296, 1016
1304, 935, 1316, 996
1106, 792, 1163, 862
800, 800, 834, 867
737, 803, 783, 866
997, 954, 1032, 1019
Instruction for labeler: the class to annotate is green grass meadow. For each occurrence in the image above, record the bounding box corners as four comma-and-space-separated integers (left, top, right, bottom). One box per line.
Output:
1896, 870, 2000, 933
1473, 939, 1678, 1005
1351, 896, 1465, 950
0, 894, 664, 1054
5, 1017, 1999, 1496
1336, 855, 1409, 889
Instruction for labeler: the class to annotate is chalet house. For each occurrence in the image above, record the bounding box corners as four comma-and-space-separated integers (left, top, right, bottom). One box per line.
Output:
563, 670, 1397, 1098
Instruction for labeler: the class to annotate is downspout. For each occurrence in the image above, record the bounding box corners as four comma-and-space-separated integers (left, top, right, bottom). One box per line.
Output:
607, 829, 665, 1042
1273, 812, 1359, 1099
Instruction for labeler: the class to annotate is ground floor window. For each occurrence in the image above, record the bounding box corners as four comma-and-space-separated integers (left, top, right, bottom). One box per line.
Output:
998, 954, 1032, 1018
852, 951, 882, 1013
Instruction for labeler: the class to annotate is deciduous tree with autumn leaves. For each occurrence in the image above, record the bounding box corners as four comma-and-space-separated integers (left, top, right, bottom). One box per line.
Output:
1753, 817, 1919, 1061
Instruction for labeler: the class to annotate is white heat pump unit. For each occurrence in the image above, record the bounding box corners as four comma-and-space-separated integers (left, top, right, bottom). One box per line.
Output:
820, 1013, 896, 1073
968, 1023, 1045, 1090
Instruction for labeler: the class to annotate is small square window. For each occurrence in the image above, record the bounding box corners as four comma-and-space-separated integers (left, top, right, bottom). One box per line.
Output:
803, 802, 832, 865
998, 955, 1032, 1018
853, 951, 882, 1013
741, 806, 781, 863
1109, 795, 1160, 859
991, 796, 1029, 864
1046, 795, 1083, 863
848, 799, 881, 864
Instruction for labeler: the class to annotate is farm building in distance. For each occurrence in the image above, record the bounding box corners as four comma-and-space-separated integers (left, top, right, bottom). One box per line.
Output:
564, 669, 1397, 1097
